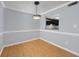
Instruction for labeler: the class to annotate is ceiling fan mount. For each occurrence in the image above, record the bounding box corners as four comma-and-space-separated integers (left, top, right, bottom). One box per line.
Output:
34, 1, 40, 5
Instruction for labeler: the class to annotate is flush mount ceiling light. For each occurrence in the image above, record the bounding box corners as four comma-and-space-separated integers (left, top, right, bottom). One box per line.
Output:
33, 1, 41, 20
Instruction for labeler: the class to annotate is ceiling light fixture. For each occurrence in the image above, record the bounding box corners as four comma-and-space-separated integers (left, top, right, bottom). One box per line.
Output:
33, 1, 41, 20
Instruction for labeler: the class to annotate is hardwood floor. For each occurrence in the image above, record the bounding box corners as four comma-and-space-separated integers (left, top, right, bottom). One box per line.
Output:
1, 39, 77, 57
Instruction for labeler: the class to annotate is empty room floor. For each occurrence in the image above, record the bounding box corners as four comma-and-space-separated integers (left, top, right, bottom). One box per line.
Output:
1, 39, 77, 57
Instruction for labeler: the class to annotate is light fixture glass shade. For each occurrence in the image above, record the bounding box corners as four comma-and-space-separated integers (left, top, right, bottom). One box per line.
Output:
33, 15, 41, 20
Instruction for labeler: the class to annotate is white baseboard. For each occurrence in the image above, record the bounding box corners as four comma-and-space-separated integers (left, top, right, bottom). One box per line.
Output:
0, 29, 79, 56
4, 37, 40, 48
0, 47, 4, 56
39, 37, 79, 56
1, 37, 79, 57
0, 37, 40, 56
0, 33, 3, 56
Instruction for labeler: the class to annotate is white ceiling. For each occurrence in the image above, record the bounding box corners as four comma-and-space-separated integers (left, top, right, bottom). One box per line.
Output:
4, 1, 69, 15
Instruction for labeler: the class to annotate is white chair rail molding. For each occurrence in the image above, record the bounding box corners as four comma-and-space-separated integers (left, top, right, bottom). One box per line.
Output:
0, 1, 79, 57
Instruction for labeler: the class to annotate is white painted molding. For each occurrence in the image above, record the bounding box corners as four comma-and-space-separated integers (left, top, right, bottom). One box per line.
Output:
0, 37, 40, 56
3, 29, 40, 34
40, 37, 79, 56
1, 29, 79, 55
0, 29, 79, 37
0, 47, 4, 56
0, 1, 6, 8
40, 1, 74, 15
1, 37, 79, 56
1, 29, 79, 37
3, 1, 74, 16
3, 37, 40, 47
5, 6, 34, 15
40, 30, 79, 37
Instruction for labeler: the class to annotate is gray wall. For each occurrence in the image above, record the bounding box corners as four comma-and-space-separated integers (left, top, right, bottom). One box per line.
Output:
0, 2, 3, 51
0, 2, 3, 33
40, 32, 79, 55
2, 1, 79, 56
41, 2, 79, 34
4, 8, 40, 32
40, 2, 79, 55
3, 8, 40, 46
3, 31, 39, 46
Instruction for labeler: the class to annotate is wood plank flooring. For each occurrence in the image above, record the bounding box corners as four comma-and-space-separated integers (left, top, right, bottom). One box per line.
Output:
1, 39, 77, 57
